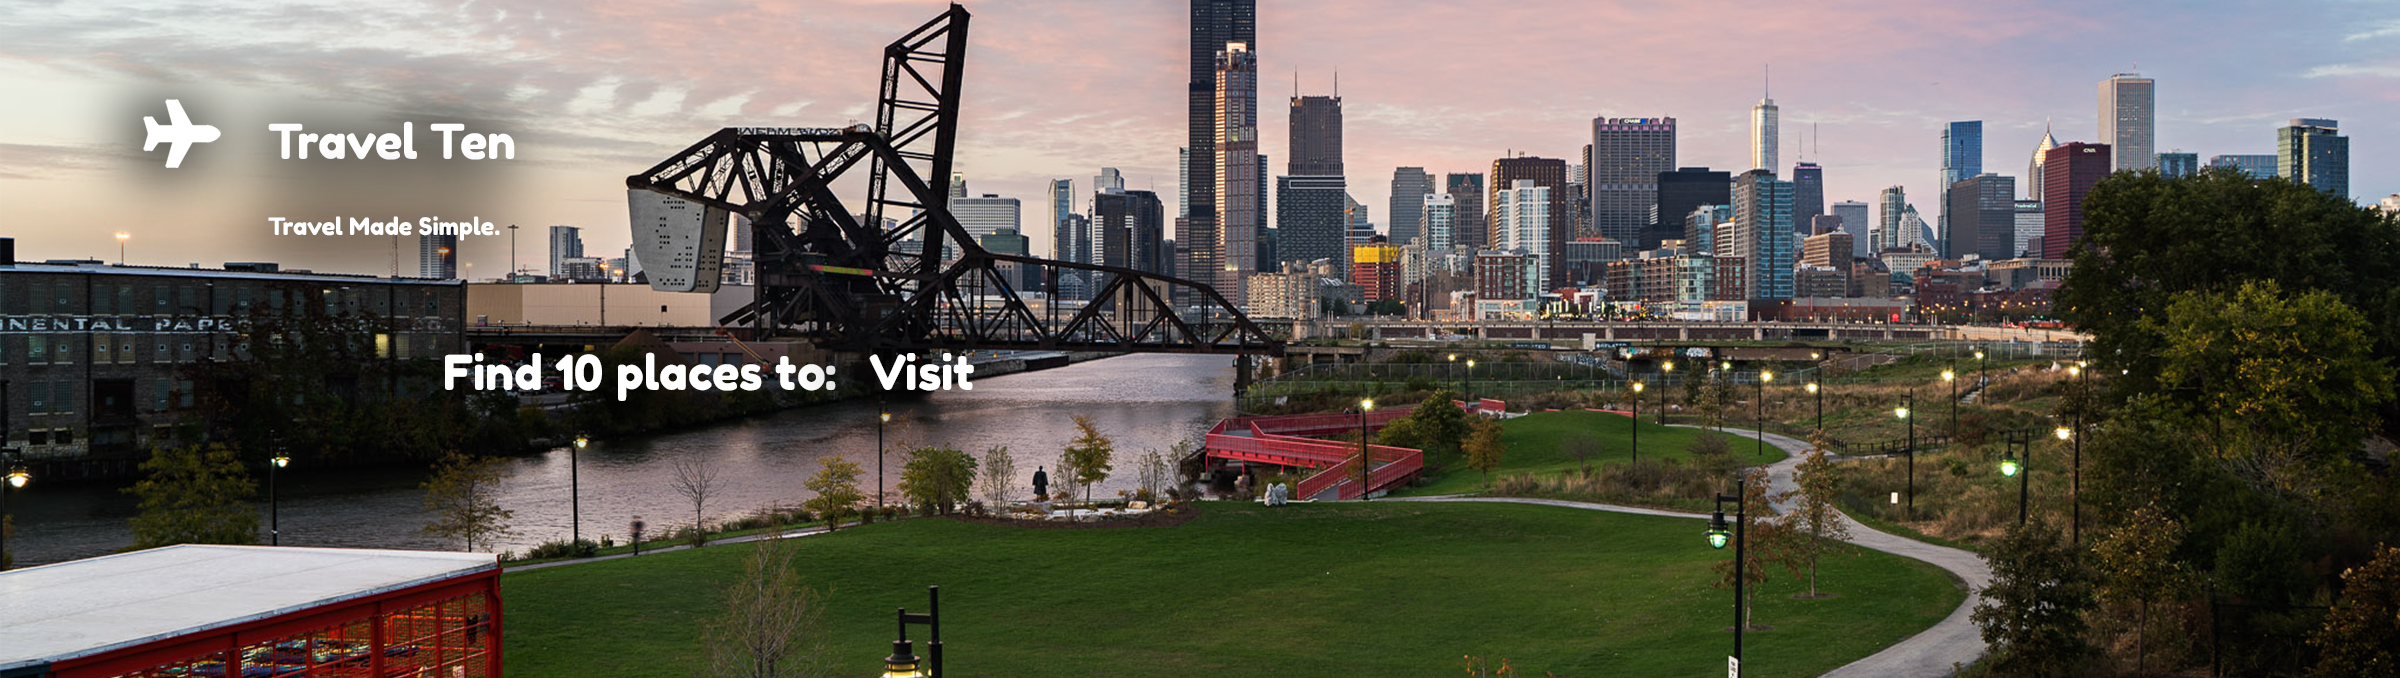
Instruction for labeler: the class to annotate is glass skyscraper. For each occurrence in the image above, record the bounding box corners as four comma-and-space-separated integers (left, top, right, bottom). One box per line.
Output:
2100, 73, 2156, 173
2278, 118, 2348, 197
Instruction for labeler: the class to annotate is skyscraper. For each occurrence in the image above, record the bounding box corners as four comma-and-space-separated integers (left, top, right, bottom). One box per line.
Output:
1048, 179, 1080, 263
1877, 186, 1906, 253
1494, 179, 1553, 293
2157, 151, 2199, 178
1388, 167, 1432, 245
1288, 94, 1342, 176
1655, 167, 1731, 250
1094, 189, 1166, 272
2029, 125, 2058, 201
1446, 172, 1486, 249
2278, 118, 2349, 196
2043, 142, 2112, 259
548, 225, 583, 279
1751, 80, 1779, 172
1212, 42, 1262, 294
1276, 175, 1348, 267
1945, 173, 2016, 261
1489, 157, 1571, 287
1832, 200, 1871, 258
1730, 169, 1795, 300
1591, 117, 1678, 247
420, 233, 457, 280
1184, 0, 1254, 297
2013, 200, 2045, 259
2100, 73, 2156, 173
1423, 194, 1457, 250
1940, 121, 1983, 253
1790, 161, 1823, 231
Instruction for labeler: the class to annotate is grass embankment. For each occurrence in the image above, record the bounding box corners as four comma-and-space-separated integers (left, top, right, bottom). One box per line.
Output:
1398, 410, 1786, 500
503, 501, 1962, 678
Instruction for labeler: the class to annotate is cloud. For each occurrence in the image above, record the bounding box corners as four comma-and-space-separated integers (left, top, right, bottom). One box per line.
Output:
2305, 62, 2400, 78
2346, 19, 2400, 42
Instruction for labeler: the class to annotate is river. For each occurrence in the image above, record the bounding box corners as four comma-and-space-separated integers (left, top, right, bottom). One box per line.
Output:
5, 353, 1237, 567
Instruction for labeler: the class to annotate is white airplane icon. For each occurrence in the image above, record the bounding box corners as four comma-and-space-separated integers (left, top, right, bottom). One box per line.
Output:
142, 100, 220, 168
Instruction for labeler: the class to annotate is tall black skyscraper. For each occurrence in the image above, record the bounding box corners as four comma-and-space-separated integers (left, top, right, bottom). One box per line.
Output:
1790, 161, 1823, 232
1653, 167, 1731, 250
1289, 94, 1342, 176
1184, 0, 1255, 297
1278, 88, 1346, 270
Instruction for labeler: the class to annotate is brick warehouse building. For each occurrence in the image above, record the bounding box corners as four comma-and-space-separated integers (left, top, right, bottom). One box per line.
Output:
2, 239, 466, 464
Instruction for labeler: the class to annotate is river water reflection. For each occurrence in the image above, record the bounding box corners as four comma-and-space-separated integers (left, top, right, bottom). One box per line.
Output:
8, 353, 1236, 566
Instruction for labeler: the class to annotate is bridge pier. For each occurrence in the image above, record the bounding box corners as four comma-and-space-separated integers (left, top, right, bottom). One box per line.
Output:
1234, 355, 1254, 394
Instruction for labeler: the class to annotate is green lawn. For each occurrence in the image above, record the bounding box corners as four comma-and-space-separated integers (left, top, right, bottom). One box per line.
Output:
503, 501, 1960, 678
1398, 410, 1788, 496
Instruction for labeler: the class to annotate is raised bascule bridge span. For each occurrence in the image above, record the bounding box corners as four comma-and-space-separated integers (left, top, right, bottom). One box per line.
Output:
621, 4, 1280, 378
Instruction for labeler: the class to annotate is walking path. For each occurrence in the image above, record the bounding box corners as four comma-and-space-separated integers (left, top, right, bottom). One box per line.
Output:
1392, 425, 1991, 678
507, 523, 837, 572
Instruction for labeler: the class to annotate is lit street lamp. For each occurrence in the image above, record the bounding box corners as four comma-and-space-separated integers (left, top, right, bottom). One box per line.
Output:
878, 407, 893, 509
1659, 360, 1675, 425
1806, 381, 1822, 433
115, 231, 130, 265
1465, 359, 1477, 403
1631, 382, 1645, 464
1756, 371, 1773, 461
1358, 398, 1375, 501
1896, 394, 1915, 520
269, 452, 290, 546
2, 450, 27, 571
1941, 368, 1957, 436
1707, 474, 1750, 669
572, 435, 588, 545
2000, 430, 2030, 525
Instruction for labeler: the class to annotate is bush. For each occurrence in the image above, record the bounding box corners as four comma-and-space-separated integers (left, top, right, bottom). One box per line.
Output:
526, 538, 600, 559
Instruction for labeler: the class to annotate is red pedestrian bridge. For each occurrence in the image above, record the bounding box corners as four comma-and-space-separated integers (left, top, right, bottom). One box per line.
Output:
1205, 399, 1505, 501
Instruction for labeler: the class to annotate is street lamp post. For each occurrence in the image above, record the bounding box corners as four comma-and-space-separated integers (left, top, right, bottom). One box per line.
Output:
1942, 368, 1957, 437
572, 435, 588, 546
2001, 430, 2030, 525
507, 224, 519, 279
269, 452, 289, 546
1358, 398, 1375, 501
1974, 349, 1987, 389
1707, 475, 1749, 668
1807, 381, 1822, 433
883, 586, 945, 678
1718, 361, 1732, 433
2, 450, 26, 571
1448, 354, 1458, 395
1757, 371, 1773, 461
1631, 382, 1645, 464
1897, 393, 1915, 520
115, 231, 129, 265
1465, 359, 1476, 403
878, 407, 892, 510
1659, 360, 1675, 425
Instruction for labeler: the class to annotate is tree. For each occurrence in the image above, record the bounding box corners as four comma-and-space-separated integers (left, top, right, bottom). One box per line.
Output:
802, 458, 864, 530
898, 446, 977, 515
125, 444, 259, 549
1463, 418, 1506, 486
2310, 544, 2400, 678
1971, 519, 2099, 677
1396, 390, 1472, 457
1561, 433, 1601, 477
1775, 445, 1854, 598
702, 535, 830, 678
420, 452, 515, 552
1059, 416, 1115, 508
1713, 467, 1789, 631
2089, 502, 2197, 673
672, 457, 721, 543
1134, 449, 1171, 502
1688, 432, 1738, 479
978, 445, 1017, 507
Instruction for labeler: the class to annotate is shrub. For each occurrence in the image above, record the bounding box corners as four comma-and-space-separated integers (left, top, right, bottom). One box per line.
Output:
526, 538, 601, 559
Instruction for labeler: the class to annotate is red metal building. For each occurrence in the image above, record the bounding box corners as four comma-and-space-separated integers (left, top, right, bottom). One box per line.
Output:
0, 545, 500, 678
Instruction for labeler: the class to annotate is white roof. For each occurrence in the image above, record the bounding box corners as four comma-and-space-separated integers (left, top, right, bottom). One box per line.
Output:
0, 545, 495, 671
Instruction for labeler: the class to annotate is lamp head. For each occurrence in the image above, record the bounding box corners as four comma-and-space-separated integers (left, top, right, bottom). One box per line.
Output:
1941, 370, 1955, 382
6, 469, 26, 489
1448, 354, 1456, 362
1761, 371, 1773, 382
1466, 359, 1475, 368
115, 231, 130, 242
2068, 365, 2081, 377
1998, 456, 2021, 478
1360, 398, 1375, 412
881, 412, 892, 423
882, 639, 924, 678
1806, 382, 1819, 393
271, 455, 289, 469
2055, 426, 2072, 441
1974, 351, 1985, 360
1895, 406, 1910, 419
1705, 510, 1731, 549
1632, 382, 1645, 393
573, 435, 588, 450
1663, 361, 1674, 372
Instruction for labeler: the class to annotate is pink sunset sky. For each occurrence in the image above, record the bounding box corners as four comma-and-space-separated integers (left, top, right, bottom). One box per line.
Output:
0, 0, 2392, 276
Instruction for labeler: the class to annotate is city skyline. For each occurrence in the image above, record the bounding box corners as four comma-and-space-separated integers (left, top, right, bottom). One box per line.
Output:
0, 0, 2394, 277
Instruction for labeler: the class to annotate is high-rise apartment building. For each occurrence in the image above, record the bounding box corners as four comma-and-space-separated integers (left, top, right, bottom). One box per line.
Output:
2209, 154, 2278, 179
1945, 173, 2016, 261
2157, 151, 2199, 178
1212, 42, 1262, 294
419, 233, 457, 280
1590, 117, 1678, 247
1877, 186, 1907, 253
1832, 201, 1871, 258
1446, 173, 1486, 249
2013, 200, 2045, 259
1686, 204, 1733, 256
1489, 157, 1570, 287
1049, 179, 1080, 263
1423, 194, 1457, 250
1184, 0, 1254, 299
952, 193, 1022, 243
1276, 176, 1347, 269
2277, 118, 2348, 196
1094, 189, 1166, 273
548, 225, 583, 279
2100, 73, 2156, 172
1941, 121, 1983, 250
1494, 179, 1554, 293
1791, 162, 1824, 231
1655, 167, 1731, 251
2042, 142, 2112, 259
1729, 169, 1795, 299
1388, 167, 1432, 245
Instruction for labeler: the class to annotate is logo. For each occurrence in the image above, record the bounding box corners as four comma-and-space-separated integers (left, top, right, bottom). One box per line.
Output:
141, 100, 220, 168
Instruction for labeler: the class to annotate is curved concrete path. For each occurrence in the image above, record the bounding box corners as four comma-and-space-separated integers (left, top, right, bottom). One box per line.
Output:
1394, 424, 1990, 678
